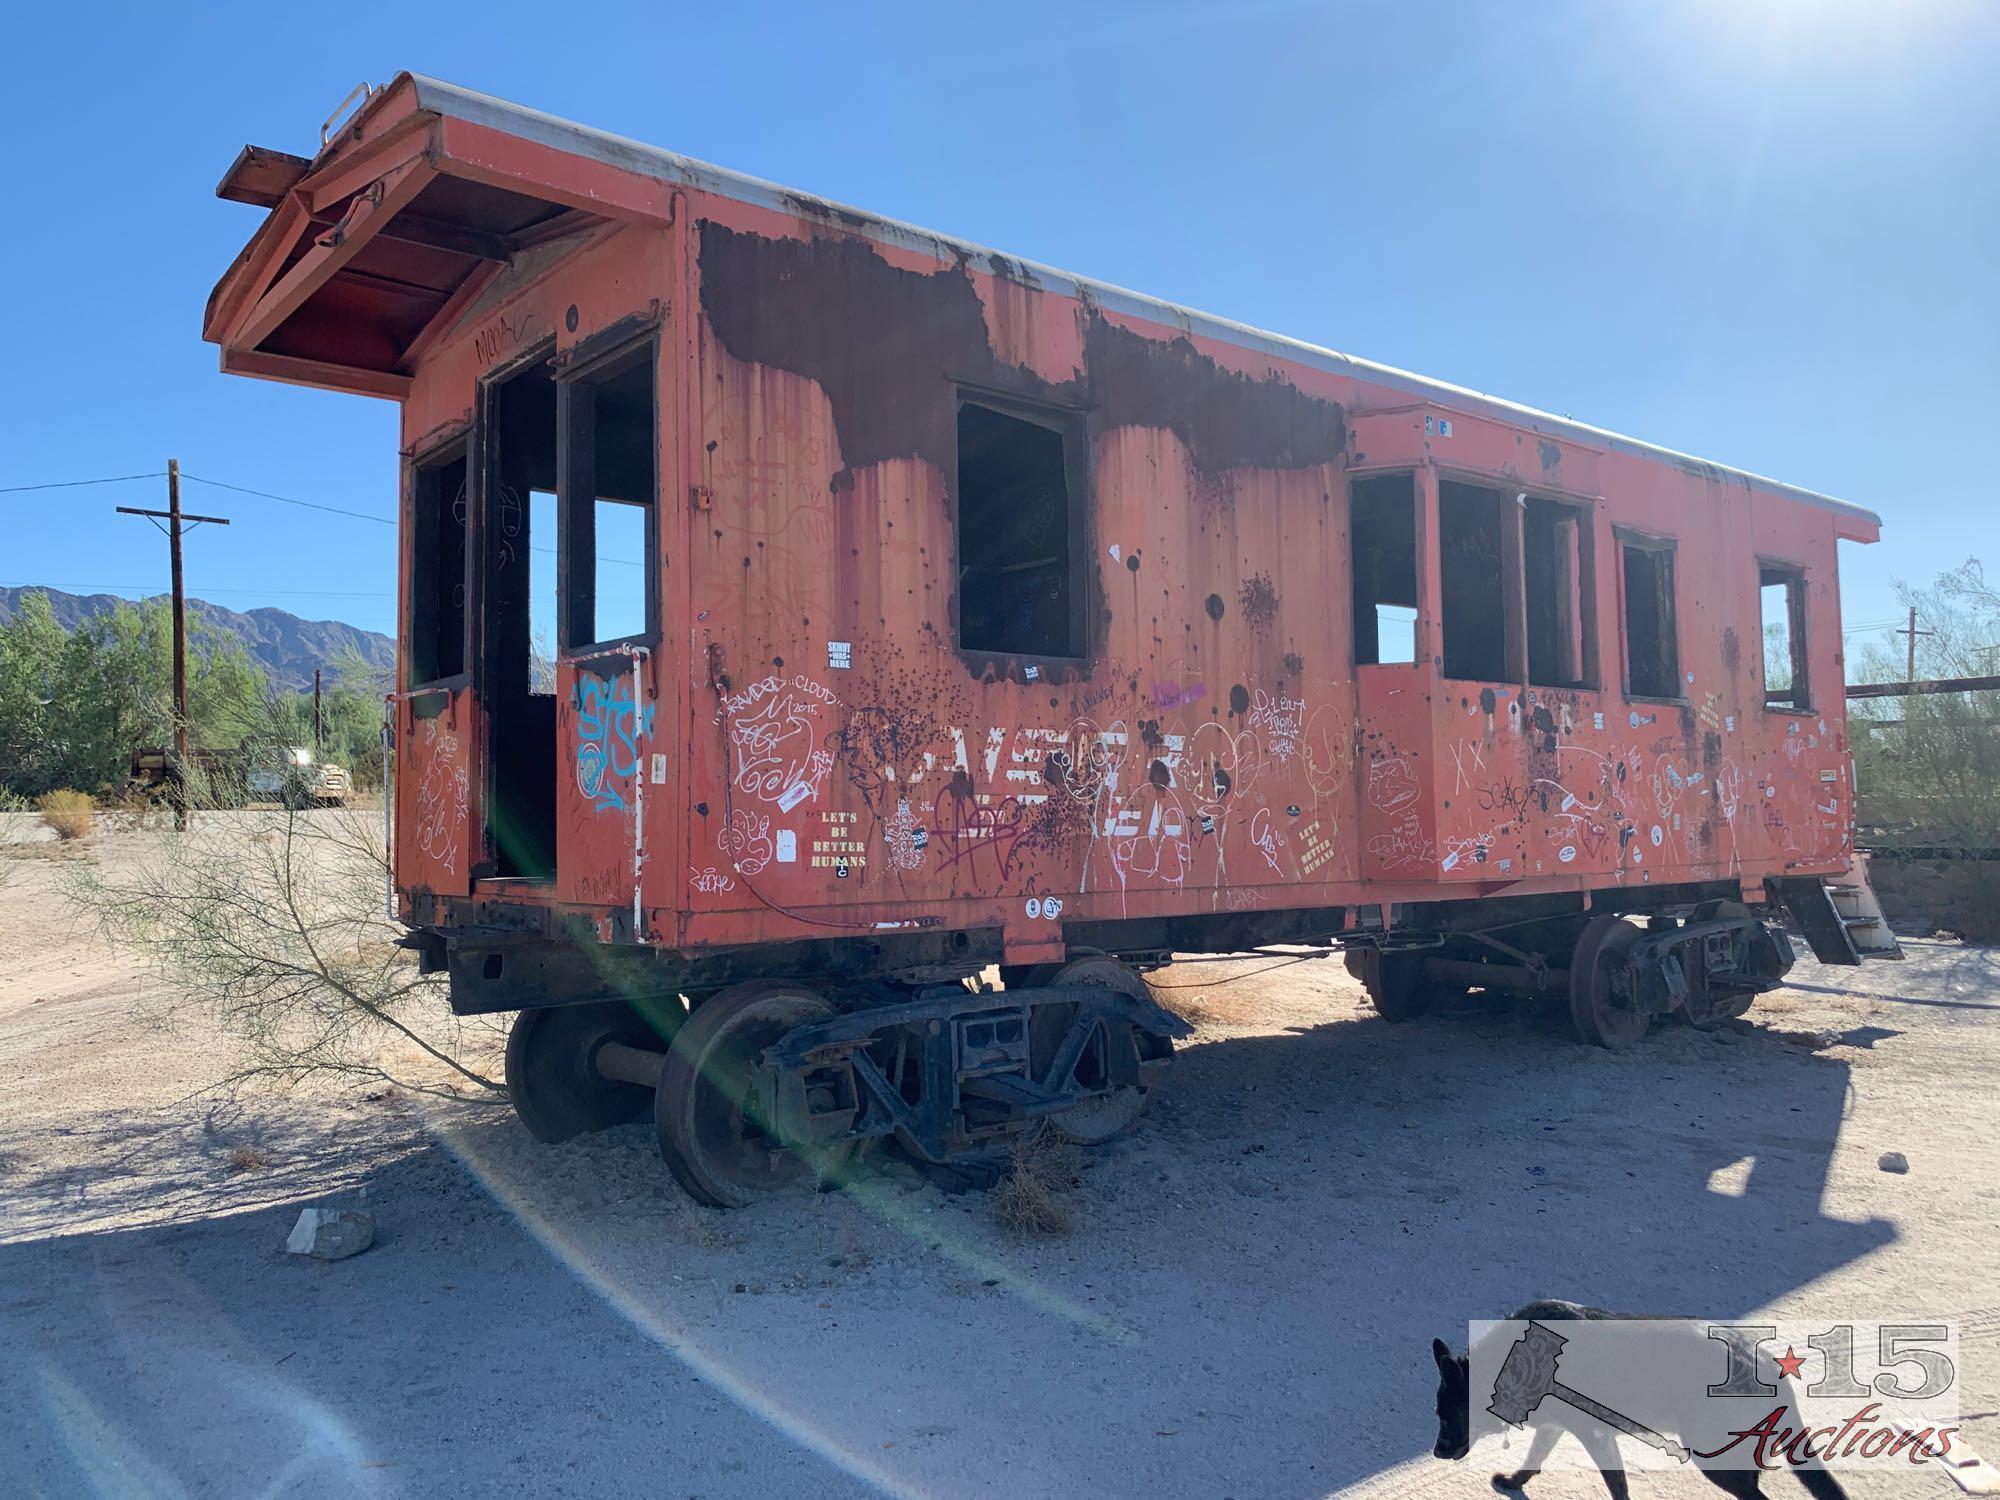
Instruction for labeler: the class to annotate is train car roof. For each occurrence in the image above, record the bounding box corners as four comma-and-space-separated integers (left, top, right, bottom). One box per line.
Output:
219, 73, 1884, 532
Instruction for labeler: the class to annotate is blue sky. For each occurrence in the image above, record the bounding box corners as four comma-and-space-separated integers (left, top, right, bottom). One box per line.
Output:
2, 0, 1993, 663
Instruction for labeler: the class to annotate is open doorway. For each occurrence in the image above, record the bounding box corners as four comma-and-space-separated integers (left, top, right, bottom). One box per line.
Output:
481, 351, 560, 879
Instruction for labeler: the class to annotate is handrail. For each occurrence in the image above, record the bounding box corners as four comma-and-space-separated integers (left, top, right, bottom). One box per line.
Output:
321, 82, 376, 148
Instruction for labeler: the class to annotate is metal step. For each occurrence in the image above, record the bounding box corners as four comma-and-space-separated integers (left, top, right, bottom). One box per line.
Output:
1773, 878, 1864, 965
1825, 852, 1904, 960
1774, 854, 1905, 963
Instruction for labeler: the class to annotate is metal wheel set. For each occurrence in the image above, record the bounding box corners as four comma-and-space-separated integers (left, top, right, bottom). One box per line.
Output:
504, 956, 1188, 1208
1347, 902, 1792, 1051
507, 904, 1793, 1207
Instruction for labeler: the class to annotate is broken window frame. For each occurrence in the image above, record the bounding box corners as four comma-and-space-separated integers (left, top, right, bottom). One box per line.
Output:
1348, 469, 1421, 668
1615, 527, 1684, 702
406, 432, 471, 687
557, 328, 660, 657
1435, 476, 1518, 685
473, 338, 564, 881
1758, 558, 1810, 714
951, 388, 1090, 672
1522, 492, 1598, 692
475, 338, 560, 693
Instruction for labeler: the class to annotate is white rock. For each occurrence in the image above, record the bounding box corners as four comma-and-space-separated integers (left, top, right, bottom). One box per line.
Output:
286, 1207, 376, 1260
1878, 1151, 1910, 1175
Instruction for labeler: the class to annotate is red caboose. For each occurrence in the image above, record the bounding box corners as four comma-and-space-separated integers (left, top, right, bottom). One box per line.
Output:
204, 77, 1898, 1204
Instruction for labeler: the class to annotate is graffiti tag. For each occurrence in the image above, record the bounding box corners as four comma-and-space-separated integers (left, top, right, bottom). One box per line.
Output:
576, 674, 654, 814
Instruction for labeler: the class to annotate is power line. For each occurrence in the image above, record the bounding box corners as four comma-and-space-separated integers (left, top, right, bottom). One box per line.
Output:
3, 581, 393, 599
6, 464, 648, 645
184, 472, 640, 564
180, 472, 396, 526
0, 472, 164, 494
531, 544, 643, 568
1, 467, 395, 524
10, 466, 642, 566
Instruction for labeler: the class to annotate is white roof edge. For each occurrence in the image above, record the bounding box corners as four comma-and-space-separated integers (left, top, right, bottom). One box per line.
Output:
402, 73, 1881, 529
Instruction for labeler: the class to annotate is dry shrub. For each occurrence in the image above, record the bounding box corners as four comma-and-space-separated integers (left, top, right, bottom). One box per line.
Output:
65, 806, 504, 1100
95, 787, 165, 834
37, 790, 95, 840
225, 1144, 270, 1172
991, 1130, 1080, 1236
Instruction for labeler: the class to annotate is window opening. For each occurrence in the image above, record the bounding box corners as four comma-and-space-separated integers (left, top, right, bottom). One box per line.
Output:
1621, 536, 1681, 699
1439, 479, 1509, 682
1524, 496, 1595, 689
1350, 472, 1419, 666
409, 444, 468, 683
528, 489, 557, 694
1760, 563, 1808, 711
956, 399, 1080, 658
561, 346, 656, 650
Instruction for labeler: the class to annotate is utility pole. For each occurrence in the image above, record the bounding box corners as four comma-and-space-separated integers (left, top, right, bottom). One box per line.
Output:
119, 460, 230, 826
313, 668, 324, 751
1896, 607, 1936, 699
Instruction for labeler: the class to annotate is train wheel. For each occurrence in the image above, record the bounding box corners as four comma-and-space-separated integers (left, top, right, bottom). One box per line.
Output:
505, 1002, 657, 1143
1568, 915, 1650, 1050
1027, 956, 1172, 1145
656, 982, 852, 1209
1346, 947, 1433, 1023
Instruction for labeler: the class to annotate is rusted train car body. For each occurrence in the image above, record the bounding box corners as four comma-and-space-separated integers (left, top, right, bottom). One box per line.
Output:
205, 77, 1891, 1202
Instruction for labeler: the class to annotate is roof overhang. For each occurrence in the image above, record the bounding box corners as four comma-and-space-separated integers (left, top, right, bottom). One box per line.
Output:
202, 73, 674, 401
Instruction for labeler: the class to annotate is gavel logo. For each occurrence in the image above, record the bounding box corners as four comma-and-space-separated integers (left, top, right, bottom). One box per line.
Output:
1487, 1322, 1691, 1464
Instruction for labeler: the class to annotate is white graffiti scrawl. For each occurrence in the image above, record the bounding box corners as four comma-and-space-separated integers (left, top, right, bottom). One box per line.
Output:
716, 674, 838, 811
717, 808, 775, 875
1247, 690, 1304, 765
882, 796, 929, 871
412, 717, 468, 874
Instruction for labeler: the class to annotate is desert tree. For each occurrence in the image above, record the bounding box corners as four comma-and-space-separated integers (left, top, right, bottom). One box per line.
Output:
0, 591, 269, 799
65, 701, 504, 1099
1849, 559, 2000, 938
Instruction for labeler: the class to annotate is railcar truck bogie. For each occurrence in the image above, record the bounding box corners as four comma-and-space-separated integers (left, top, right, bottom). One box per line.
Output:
204, 76, 1898, 1204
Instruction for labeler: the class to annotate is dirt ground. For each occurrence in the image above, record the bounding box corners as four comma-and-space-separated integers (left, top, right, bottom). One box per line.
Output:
2, 815, 1995, 1499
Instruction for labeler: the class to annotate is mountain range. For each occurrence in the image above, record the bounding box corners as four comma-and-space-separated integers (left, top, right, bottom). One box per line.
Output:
0, 586, 395, 693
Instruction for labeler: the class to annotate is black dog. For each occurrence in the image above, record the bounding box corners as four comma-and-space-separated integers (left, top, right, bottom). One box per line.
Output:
1431, 1300, 1846, 1499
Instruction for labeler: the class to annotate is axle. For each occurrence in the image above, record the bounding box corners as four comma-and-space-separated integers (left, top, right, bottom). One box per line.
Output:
593, 1040, 668, 1089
